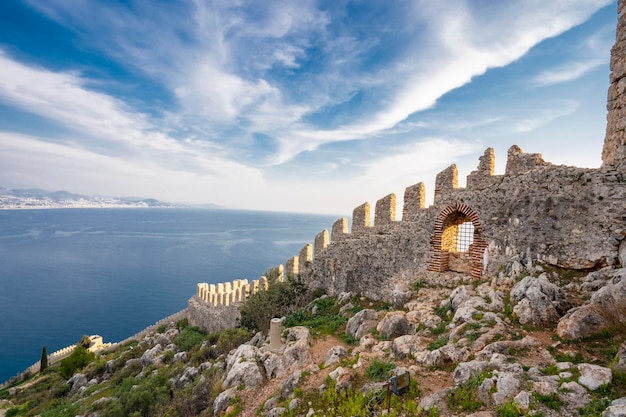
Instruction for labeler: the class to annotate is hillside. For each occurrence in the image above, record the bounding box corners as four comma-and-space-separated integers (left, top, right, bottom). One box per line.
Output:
2, 264, 626, 417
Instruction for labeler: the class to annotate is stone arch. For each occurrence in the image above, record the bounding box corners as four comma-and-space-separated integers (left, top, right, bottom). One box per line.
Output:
427, 203, 487, 278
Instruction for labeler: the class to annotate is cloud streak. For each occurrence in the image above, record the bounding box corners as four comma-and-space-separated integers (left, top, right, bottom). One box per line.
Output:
0, 0, 616, 213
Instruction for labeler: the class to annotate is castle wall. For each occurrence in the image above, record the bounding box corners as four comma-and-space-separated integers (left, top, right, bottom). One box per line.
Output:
296, 145, 626, 301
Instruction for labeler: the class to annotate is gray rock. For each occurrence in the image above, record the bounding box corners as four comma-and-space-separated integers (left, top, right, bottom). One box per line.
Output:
122, 358, 143, 373
223, 344, 264, 388
141, 345, 163, 365
514, 390, 531, 413
263, 327, 310, 380
266, 407, 286, 417
175, 366, 199, 388
604, 397, 626, 417
376, 312, 411, 339
492, 372, 521, 405
173, 352, 187, 363
288, 398, 299, 410
263, 396, 277, 412
67, 373, 88, 394
213, 387, 237, 415
578, 363, 612, 390
449, 285, 472, 309
392, 335, 427, 359
452, 360, 489, 386
511, 275, 565, 325
558, 270, 626, 340
281, 370, 302, 399
345, 309, 379, 340
419, 389, 450, 411
324, 346, 348, 367
560, 381, 590, 411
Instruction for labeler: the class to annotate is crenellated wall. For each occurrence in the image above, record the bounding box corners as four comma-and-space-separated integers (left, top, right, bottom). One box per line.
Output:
278, 143, 626, 301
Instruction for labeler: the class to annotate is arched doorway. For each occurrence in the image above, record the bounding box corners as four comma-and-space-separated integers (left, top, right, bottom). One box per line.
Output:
427, 203, 486, 278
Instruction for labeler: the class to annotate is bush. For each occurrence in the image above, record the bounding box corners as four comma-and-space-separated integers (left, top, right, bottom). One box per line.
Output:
496, 401, 522, 417
239, 273, 309, 333
59, 346, 95, 379
217, 328, 252, 354
366, 360, 395, 382
175, 326, 206, 351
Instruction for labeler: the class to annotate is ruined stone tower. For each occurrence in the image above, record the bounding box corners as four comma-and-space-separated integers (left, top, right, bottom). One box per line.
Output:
603, 0, 626, 166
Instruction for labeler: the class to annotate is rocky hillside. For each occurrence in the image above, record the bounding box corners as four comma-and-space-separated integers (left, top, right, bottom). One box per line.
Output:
2, 264, 626, 417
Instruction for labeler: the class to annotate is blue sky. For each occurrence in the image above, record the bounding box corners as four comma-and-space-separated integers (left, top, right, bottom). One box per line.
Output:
0, 0, 617, 214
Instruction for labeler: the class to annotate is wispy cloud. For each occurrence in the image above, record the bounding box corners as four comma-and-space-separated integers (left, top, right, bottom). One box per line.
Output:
0, 0, 615, 212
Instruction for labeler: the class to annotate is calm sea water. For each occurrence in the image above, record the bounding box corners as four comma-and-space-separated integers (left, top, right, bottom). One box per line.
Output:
0, 208, 336, 382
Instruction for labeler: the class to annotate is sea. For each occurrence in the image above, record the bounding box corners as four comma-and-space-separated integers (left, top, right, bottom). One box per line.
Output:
0, 208, 337, 383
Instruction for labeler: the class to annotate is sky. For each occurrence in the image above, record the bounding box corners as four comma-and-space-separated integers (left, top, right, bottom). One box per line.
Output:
0, 0, 618, 215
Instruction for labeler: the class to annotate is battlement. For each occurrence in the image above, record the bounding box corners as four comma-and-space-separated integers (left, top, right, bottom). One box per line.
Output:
196, 266, 285, 308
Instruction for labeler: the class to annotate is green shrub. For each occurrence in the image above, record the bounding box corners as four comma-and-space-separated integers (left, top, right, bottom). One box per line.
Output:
579, 397, 610, 416
366, 360, 395, 382
239, 274, 309, 333
533, 392, 562, 411
434, 304, 453, 320
428, 336, 448, 351
216, 327, 252, 354
496, 401, 522, 417
175, 326, 206, 351
59, 346, 95, 379
412, 279, 426, 291
447, 372, 490, 413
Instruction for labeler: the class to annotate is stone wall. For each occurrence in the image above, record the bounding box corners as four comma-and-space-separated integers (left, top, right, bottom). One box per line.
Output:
281, 145, 626, 301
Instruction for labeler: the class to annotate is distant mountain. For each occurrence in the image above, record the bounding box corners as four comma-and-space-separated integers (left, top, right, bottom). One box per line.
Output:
0, 187, 205, 209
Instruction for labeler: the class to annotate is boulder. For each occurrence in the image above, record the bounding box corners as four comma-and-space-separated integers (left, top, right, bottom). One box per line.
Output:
492, 372, 521, 406
175, 366, 199, 388
560, 381, 591, 411
281, 370, 302, 400
376, 312, 411, 339
391, 335, 427, 359
603, 397, 626, 417
324, 346, 348, 367
223, 344, 264, 388
213, 387, 237, 415
141, 345, 163, 365
578, 363, 612, 390
557, 271, 626, 339
511, 274, 566, 325
449, 285, 472, 309
345, 309, 379, 339
67, 373, 88, 395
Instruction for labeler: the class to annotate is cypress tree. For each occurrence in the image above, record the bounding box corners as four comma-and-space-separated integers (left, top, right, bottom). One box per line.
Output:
40, 345, 48, 373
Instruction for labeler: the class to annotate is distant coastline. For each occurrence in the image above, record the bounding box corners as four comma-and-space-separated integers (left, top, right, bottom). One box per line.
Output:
0, 186, 217, 210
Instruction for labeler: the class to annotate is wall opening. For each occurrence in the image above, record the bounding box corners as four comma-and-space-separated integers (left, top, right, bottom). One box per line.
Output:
427, 203, 486, 278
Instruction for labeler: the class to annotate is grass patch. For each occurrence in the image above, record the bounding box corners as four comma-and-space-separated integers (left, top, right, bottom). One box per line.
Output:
428, 336, 449, 351
532, 392, 562, 411
366, 360, 395, 382
447, 372, 491, 413
495, 401, 522, 417
434, 304, 453, 320
283, 297, 348, 336
578, 397, 610, 416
